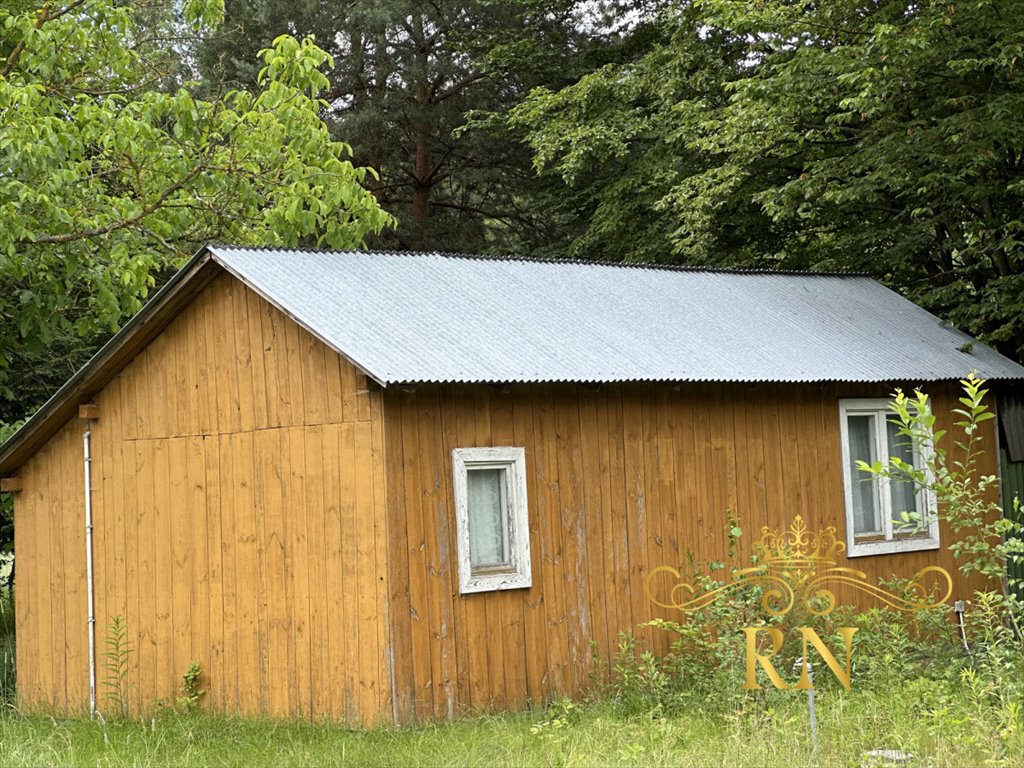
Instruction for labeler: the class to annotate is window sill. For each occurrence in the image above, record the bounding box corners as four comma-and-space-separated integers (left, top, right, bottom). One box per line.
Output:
846, 537, 941, 558
460, 572, 531, 594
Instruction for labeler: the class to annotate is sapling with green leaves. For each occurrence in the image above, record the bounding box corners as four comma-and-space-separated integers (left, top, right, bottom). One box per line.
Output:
858, 374, 1024, 589
103, 615, 132, 718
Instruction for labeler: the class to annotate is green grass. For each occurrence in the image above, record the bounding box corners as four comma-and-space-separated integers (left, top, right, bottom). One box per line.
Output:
0, 683, 1020, 768
0, 587, 14, 705
1, 581, 1020, 766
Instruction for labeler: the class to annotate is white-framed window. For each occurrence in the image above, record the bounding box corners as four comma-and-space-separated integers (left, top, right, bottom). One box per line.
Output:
452, 447, 532, 594
838, 399, 939, 557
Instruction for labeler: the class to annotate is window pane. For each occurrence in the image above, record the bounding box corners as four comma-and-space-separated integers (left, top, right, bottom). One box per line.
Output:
467, 468, 510, 567
847, 415, 881, 535
886, 420, 923, 533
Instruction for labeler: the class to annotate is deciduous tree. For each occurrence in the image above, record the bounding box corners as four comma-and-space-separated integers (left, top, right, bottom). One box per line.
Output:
511, 1, 1024, 361
0, 0, 391, 421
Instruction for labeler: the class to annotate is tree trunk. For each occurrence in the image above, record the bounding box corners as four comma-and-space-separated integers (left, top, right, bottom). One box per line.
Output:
411, 14, 432, 250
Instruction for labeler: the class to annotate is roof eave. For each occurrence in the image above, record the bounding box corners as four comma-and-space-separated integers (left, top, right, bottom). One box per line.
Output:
0, 248, 223, 475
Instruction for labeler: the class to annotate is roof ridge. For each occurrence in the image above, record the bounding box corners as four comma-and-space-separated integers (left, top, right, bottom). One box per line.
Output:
208, 244, 869, 278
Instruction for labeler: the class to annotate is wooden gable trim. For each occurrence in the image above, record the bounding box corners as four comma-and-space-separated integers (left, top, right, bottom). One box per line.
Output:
0, 249, 223, 474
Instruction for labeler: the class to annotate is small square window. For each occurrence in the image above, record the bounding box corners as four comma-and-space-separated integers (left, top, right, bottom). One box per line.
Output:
838, 399, 939, 557
452, 447, 531, 594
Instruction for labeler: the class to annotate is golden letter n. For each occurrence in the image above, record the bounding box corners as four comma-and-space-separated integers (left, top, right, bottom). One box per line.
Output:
794, 627, 858, 690
742, 627, 790, 690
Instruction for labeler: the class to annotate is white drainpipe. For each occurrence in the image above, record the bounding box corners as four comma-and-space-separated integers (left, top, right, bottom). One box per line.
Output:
83, 429, 97, 716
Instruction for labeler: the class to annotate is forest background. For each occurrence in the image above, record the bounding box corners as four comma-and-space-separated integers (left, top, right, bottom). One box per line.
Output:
1, 0, 1023, 562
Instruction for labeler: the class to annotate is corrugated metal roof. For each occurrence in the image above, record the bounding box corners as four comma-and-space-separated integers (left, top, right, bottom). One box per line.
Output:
209, 246, 1024, 384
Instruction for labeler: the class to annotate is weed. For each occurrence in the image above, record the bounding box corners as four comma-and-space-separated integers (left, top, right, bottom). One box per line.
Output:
101, 615, 132, 718
176, 661, 205, 713
529, 698, 578, 734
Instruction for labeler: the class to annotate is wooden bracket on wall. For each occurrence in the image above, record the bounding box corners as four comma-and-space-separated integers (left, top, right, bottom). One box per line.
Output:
78, 403, 100, 421
1, 477, 22, 493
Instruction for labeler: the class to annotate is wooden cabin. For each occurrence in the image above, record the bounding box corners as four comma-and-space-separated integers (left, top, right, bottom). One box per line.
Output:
1, 246, 1023, 724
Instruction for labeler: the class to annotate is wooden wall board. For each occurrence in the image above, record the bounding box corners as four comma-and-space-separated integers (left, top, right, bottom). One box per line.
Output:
9, 269, 1005, 726
380, 380, 1001, 718
12, 275, 391, 723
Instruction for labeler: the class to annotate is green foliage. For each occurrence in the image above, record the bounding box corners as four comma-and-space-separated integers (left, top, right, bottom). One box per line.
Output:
595, 513, 1022, 761
605, 573, 1021, 763
0, 419, 23, 571
0, 0, 391, 418
530, 697, 578, 731
961, 590, 1024, 705
598, 554, 837, 715
726, 508, 742, 558
200, 0, 641, 254
510, 1, 1024, 363
505, 3, 745, 265
852, 374, 1024, 736
603, 514, 1016, 723
176, 661, 205, 713
102, 616, 132, 719
830, 595, 960, 685
0, 587, 13, 706
859, 374, 1024, 582
527, 698, 585, 766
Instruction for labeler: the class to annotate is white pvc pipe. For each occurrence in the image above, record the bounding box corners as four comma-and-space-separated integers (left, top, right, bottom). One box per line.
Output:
83, 430, 96, 716
955, 599, 970, 653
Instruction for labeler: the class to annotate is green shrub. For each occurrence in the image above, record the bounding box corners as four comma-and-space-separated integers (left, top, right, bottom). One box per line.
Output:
604, 555, 1020, 725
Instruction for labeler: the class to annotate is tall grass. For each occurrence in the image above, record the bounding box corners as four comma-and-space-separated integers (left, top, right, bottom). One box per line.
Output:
0, 585, 14, 706
0, 592, 1021, 766
0, 683, 1020, 768
1, 570, 1021, 766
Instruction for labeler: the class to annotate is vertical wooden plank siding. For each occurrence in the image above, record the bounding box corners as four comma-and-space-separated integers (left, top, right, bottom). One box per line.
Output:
12, 274, 391, 724
321, 423, 347, 717
382, 381, 1001, 720
490, 390, 527, 710
9, 267, 1006, 725
13, 441, 40, 706
59, 425, 85, 708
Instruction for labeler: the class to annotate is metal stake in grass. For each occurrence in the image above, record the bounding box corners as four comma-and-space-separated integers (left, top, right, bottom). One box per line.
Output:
793, 657, 818, 757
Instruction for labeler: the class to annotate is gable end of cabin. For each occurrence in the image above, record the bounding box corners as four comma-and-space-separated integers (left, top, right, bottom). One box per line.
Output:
11, 273, 395, 724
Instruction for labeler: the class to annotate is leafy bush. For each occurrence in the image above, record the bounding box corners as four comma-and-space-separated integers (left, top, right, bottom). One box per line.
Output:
601, 572, 1021, 760
861, 374, 1024, 584
599, 559, 799, 715
599, 376, 1024, 750
960, 591, 1024, 706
